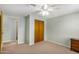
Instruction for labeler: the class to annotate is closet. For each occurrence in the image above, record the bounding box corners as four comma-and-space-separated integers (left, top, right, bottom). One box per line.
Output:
34, 20, 44, 43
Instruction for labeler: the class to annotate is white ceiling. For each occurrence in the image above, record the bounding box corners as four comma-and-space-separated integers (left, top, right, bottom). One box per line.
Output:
0, 4, 79, 19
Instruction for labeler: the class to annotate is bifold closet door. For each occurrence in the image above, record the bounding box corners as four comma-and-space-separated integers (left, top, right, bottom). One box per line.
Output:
39, 21, 44, 42
34, 20, 44, 43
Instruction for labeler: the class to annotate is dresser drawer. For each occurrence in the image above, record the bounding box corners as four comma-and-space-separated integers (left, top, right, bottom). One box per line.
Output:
71, 44, 79, 47
71, 38, 79, 52
71, 46, 79, 51
71, 40, 79, 45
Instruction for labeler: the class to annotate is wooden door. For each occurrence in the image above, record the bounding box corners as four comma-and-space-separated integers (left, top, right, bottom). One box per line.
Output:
34, 20, 44, 43
39, 21, 44, 42
0, 11, 2, 51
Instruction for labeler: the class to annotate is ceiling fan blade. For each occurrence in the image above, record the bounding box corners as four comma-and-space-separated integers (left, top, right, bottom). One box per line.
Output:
49, 4, 57, 7
29, 4, 37, 7
53, 7, 60, 9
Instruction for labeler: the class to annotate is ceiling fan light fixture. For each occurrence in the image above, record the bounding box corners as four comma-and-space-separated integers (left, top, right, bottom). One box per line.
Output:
48, 8, 54, 11
40, 10, 49, 16
43, 4, 48, 10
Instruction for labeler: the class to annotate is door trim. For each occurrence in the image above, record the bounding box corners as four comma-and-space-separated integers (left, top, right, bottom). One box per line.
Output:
0, 10, 3, 52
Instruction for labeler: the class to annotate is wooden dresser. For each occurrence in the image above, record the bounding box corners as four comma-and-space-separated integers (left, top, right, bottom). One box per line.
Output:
71, 38, 79, 52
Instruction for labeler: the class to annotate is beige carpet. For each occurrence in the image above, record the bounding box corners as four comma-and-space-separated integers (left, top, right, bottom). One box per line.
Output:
1, 41, 77, 54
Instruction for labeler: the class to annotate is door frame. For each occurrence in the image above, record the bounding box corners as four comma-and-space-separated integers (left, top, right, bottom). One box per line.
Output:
0, 10, 3, 52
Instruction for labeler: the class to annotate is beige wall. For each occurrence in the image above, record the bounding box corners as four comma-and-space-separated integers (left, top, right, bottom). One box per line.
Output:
25, 15, 30, 44
46, 12, 79, 48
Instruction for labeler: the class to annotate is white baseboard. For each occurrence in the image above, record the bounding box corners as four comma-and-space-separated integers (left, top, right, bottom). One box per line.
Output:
18, 41, 24, 44
2, 40, 12, 43
47, 40, 70, 48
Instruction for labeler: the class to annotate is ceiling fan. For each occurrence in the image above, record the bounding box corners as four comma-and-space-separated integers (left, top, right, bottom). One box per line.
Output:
29, 4, 59, 16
